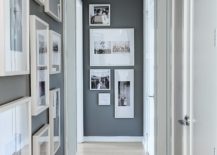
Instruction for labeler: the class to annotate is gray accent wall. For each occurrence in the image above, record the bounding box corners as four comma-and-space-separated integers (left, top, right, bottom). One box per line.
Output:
0, 1, 64, 155
83, 0, 144, 136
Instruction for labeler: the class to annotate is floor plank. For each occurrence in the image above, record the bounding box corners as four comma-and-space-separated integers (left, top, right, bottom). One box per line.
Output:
77, 142, 146, 155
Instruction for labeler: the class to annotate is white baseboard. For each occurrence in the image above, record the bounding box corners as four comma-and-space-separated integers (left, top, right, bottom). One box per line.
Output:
142, 138, 146, 149
83, 136, 144, 142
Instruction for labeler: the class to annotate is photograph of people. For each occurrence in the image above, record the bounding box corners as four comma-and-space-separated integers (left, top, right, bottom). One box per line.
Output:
118, 81, 131, 106
90, 69, 110, 90
89, 4, 110, 26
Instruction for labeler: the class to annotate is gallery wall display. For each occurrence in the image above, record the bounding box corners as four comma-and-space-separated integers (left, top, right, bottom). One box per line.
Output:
0, 0, 29, 76
34, 0, 45, 6
89, 4, 110, 26
0, 97, 31, 155
90, 69, 111, 90
98, 93, 111, 106
90, 29, 135, 66
30, 15, 50, 116
50, 88, 61, 154
115, 69, 134, 118
49, 31, 62, 74
33, 125, 50, 155
45, 0, 62, 22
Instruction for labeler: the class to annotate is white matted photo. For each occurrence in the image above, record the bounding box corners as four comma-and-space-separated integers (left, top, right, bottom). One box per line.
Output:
0, 0, 29, 76
50, 88, 61, 154
49, 31, 62, 74
0, 97, 31, 155
90, 69, 111, 90
98, 93, 110, 105
90, 29, 134, 66
30, 15, 50, 116
45, 0, 62, 22
115, 69, 134, 118
33, 125, 50, 155
89, 4, 110, 26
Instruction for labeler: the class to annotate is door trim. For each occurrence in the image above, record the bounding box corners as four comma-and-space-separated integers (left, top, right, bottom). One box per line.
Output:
63, 0, 77, 154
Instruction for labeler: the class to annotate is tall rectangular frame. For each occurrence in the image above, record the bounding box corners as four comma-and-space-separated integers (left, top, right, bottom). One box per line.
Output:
50, 88, 61, 154
30, 15, 50, 116
0, 0, 30, 76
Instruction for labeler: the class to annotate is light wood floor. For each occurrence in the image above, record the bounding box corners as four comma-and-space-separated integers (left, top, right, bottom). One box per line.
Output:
77, 142, 146, 155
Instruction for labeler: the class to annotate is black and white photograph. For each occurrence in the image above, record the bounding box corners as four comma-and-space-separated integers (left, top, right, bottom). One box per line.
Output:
49, 31, 62, 74
90, 29, 134, 66
112, 41, 131, 53
38, 69, 47, 106
10, 0, 22, 52
37, 32, 47, 66
115, 69, 134, 118
94, 41, 111, 54
0, 0, 29, 76
90, 69, 111, 90
118, 81, 131, 106
89, 4, 110, 26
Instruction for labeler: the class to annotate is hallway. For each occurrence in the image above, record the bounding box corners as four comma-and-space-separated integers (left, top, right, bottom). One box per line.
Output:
77, 143, 145, 155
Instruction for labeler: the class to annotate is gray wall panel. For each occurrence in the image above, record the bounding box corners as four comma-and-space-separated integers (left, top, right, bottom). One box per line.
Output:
83, 0, 144, 136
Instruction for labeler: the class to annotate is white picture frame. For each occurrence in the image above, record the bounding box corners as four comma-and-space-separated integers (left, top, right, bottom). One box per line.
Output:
50, 88, 61, 154
98, 93, 111, 106
30, 15, 50, 116
0, 97, 32, 155
45, 0, 62, 22
89, 4, 110, 26
90, 29, 135, 66
49, 31, 62, 74
33, 125, 50, 155
90, 69, 111, 90
0, 0, 29, 76
115, 69, 134, 118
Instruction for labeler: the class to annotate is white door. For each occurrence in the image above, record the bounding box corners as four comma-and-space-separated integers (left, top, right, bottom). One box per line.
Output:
173, 0, 217, 154
190, 0, 217, 154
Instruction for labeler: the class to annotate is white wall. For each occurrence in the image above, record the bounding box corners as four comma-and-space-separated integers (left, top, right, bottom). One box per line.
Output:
76, 0, 84, 144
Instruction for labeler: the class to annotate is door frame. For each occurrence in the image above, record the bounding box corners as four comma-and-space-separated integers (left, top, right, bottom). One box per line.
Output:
170, 0, 193, 154
143, 0, 173, 154
155, 0, 172, 154
63, 0, 173, 154
63, 0, 77, 154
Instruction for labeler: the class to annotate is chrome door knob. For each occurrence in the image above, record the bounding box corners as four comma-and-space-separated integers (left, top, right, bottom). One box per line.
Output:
178, 115, 190, 126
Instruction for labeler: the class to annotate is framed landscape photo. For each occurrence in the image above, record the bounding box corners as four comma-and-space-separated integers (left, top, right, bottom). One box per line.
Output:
50, 88, 61, 154
0, 0, 29, 76
89, 4, 110, 26
30, 15, 50, 116
115, 69, 134, 118
0, 97, 31, 155
90, 29, 134, 66
45, 0, 62, 22
90, 69, 111, 90
33, 125, 50, 155
98, 93, 110, 106
49, 31, 62, 74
